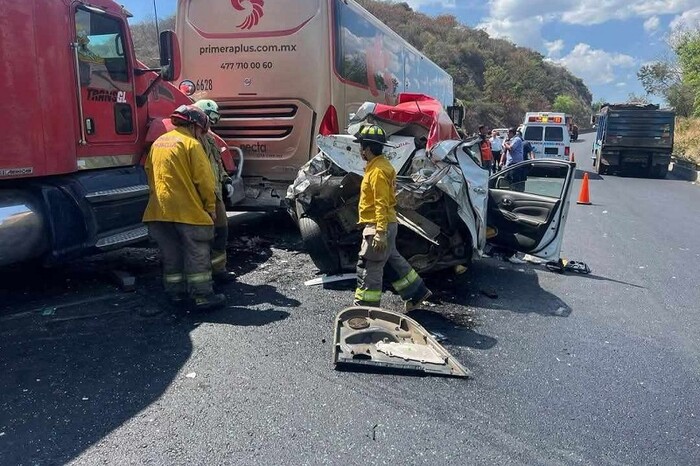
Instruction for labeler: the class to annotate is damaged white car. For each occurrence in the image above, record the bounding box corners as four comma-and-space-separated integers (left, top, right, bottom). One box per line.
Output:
287, 94, 576, 276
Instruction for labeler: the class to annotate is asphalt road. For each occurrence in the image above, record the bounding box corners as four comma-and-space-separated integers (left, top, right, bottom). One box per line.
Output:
1, 136, 699, 465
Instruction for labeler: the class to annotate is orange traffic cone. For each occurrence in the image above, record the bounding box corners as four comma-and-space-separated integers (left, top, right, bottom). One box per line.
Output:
570, 151, 576, 163
577, 172, 591, 205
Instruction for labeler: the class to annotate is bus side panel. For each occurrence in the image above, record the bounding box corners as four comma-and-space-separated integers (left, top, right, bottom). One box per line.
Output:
331, 0, 453, 129
178, 0, 328, 183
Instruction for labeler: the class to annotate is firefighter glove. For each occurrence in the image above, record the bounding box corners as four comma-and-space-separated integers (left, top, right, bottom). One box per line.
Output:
224, 183, 233, 197
372, 231, 388, 252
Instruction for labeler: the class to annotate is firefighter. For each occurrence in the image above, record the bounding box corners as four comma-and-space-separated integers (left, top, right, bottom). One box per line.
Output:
193, 99, 236, 284
353, 124, 432, 311
143, 105, 225, 310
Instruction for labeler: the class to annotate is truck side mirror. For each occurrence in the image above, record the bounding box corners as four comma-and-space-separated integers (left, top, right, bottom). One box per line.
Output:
159, 30, 181, 82
590, 114, 597, 125
446, 105, 465, 128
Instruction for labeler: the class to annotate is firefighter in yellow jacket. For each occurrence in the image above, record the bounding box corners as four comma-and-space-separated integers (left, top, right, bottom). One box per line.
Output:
143, 105, 225, 310
194, 99, 236, 283
353, 124, 432, 311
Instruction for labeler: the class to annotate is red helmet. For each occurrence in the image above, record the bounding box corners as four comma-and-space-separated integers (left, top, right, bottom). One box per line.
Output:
170, 105, 210, 132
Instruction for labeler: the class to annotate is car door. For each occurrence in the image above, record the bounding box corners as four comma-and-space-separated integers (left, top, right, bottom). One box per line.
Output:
73, 5, 138, 168
487, 159, 575, 261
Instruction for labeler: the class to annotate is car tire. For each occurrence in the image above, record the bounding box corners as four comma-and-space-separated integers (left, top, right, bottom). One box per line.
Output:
298, 216, 341, 275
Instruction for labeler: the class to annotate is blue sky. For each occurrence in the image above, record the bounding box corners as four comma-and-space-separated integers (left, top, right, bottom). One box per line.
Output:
121, 0, 700, 104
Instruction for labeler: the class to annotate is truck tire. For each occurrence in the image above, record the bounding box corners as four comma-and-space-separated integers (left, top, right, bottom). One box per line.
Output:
298, 216, 341, 275
649, 164, 668, 179
595, 155, 607, 175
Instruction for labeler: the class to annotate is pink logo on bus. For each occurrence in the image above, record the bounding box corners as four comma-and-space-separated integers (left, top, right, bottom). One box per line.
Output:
231, 0, 265, 30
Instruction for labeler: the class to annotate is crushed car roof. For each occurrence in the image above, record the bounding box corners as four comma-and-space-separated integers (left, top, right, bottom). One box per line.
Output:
348, 93, 460, 150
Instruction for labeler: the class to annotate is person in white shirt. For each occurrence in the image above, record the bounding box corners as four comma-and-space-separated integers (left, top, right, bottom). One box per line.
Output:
489, 130, 504, 171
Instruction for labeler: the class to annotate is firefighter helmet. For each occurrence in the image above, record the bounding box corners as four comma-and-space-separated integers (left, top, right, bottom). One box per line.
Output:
170, 105, 210, 132
194, 99, 221, 125
353, 124, 389, 146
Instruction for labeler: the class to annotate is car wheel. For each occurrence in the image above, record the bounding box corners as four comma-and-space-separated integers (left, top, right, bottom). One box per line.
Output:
298, 216, 341, 275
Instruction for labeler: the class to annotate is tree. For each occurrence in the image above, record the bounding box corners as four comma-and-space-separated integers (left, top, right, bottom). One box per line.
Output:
638, 62, 681, 96
673, 30, 700, 115
627, 93, 650, 104
666, 82, 695, 117
637, 27, 700, 116
591, 99, 607, 113
552, 95, 577, 114
130, 15, 175, 68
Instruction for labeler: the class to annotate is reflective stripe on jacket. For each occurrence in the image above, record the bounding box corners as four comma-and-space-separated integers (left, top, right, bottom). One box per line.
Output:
358, 155, 397, 232
143, 127, 216, 225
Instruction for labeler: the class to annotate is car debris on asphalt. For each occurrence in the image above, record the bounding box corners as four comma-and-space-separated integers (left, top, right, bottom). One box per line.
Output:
303, 273, 356, 287
333, 307, 470, 378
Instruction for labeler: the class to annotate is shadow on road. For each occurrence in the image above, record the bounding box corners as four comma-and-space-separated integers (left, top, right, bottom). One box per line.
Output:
575, 169, 604, 181
0, 211, 302, 465
406, 309, 498, 350
424, 259, 573, 319
542, 269, 646, 289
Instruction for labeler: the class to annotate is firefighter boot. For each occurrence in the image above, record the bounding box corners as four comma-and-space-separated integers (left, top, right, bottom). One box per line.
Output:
192, 293, 226, 311
404, 289, 433, 312
213, 270, 237, 284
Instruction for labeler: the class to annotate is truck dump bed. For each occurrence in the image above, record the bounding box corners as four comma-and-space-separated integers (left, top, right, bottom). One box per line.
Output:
602, 106, 674, 149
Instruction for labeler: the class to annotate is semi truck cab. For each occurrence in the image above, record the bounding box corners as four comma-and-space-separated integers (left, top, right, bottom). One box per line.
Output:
0, 0, 239, 267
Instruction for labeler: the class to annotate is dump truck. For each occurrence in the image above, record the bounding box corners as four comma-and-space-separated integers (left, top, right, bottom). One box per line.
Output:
592, 103, 674, 178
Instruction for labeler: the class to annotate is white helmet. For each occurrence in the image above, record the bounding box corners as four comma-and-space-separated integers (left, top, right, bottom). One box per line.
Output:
194, 99, 221, 125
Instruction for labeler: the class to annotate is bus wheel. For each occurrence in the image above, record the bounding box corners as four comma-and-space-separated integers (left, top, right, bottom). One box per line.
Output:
298, 216, 341, 275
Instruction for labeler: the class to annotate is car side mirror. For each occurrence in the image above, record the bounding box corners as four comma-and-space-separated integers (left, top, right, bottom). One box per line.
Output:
159, 30, 181, 82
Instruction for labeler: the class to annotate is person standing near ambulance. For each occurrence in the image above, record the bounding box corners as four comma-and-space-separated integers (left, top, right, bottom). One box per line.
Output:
478, 125, 493, 172
193, 99, 236, 284
353, 124, 432, 311
143, 105, 225, 310
490, 129, 503, 171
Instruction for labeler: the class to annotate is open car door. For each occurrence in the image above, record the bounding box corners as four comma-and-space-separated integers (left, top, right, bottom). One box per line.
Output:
487, 160, 576, 261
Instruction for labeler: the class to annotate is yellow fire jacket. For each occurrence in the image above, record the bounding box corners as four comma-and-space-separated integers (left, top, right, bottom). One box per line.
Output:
358, 155, 398, 232
143, 127, 216, 226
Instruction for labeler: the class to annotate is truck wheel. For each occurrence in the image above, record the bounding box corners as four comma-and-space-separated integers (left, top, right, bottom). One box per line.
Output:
298, 217, 341, 275
595, 156, 607, 175
649, 164, 668, 179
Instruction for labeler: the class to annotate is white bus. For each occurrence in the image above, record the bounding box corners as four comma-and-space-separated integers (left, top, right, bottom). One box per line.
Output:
176, 0, 454, 209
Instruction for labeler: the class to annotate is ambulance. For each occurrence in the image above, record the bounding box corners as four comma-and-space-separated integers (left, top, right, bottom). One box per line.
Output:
520, 112, 571, 160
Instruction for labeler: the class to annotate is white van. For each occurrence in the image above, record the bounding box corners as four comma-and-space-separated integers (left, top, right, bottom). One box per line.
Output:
521, 112, 571, 160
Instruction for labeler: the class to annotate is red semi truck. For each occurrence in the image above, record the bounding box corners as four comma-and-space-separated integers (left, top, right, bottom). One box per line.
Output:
0, 0, 240, 267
